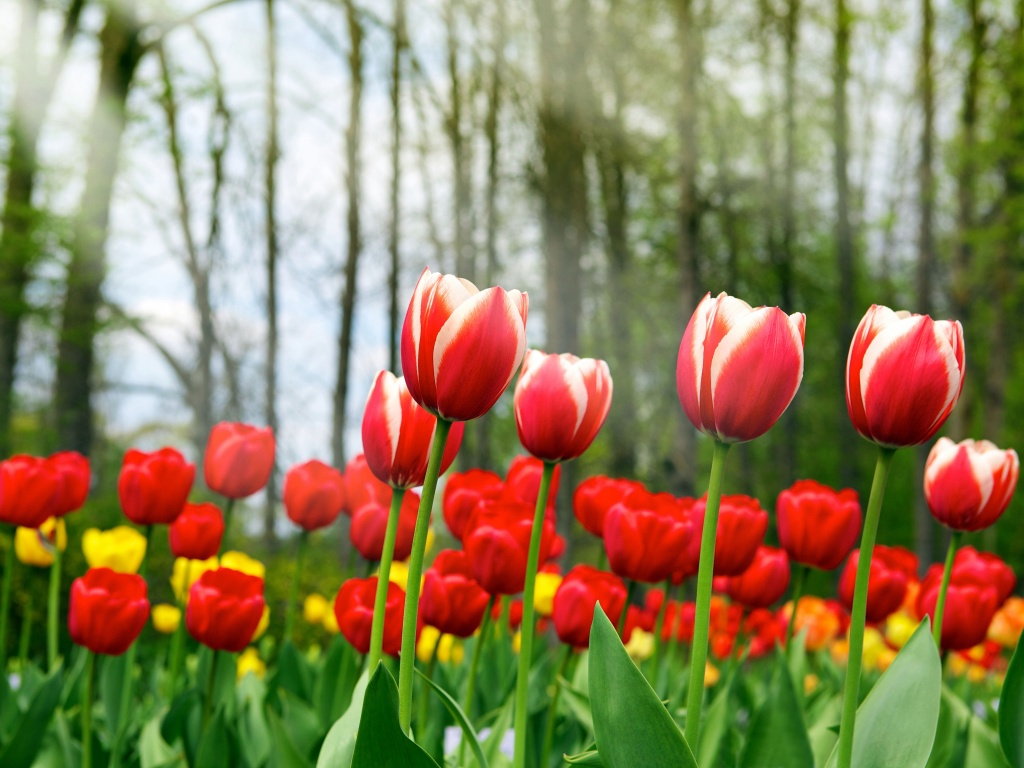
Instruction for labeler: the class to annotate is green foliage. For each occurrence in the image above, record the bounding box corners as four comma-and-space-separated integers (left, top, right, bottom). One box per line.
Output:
739, 654, 814, 768
350, 664, 439, 768
999, 636, 1024, 767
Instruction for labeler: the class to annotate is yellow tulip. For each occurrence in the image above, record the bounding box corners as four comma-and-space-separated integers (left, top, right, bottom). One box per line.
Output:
424, 527, 436, 557
237, 647, 266, 680
15, 518, 66, 568
220, 550, 266, 580
82, 526, 146, 574
625, 628, 654, 663
533, 572, 562, 618
436, 634, 464, 665
171, 556, 219, 602
704, 662, 721, 688
804, 674, 820, 697
304, 594, 329, 625
152, 604, 182, 634
884, 610, 917, 650
417, 626, 442, 663
322, 607, 340, 634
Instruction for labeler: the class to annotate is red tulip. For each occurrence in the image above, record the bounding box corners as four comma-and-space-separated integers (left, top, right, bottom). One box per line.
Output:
283, 459, 346, 532
503, 455, 562, 510
442, 469, 504, 541
846, 305, 965, 447
204, 422, 275, 499
464, 500, 556, 595
401, 268, 529, 422
0, 455, 61, 528
682, 494, 767, 578
945, 547, 1016, 605
513, 351, 613, 462
47, 451, 90, 517
718, 546, 790, 609
924, 438, 1019, 532
349, 490, 420, 561
552, 566, 627, 647
168, 502, 224, 560
573, 476, 646, 538
341, 454, 390, 516
604, 490, 692, 584
118, 447, 195, 526
68, 567, 149, 656
420, 550, 491, 638
917, 572, 999, 651
186, 567, 265, 652
335, 576, 405, 656
676, 292, 805, 443
838, 546, 910, 624
777, 480, 862, 571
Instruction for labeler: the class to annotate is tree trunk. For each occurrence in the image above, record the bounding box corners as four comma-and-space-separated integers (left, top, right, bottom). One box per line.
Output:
387, 0, 406, 375
331, 0, 364, 469
54, 3, 142, 454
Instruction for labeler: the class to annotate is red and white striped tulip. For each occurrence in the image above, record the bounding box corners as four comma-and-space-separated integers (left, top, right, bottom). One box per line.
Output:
846, 305, 965, 447
513, 351, 613, 463
401, 268, 528, 422
361, 371, 464, 490
924, 437, 1018, 532
676, 292, 805, 443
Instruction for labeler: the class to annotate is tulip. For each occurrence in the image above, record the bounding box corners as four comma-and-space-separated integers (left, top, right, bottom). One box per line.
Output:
503, 455, 561, 511
573, 475, 645, 539
303, 593, 329, 625
219, 550, 265, 580
417, 627, 464, 665
989, 597, 1024, 649
838, 546, 910, 624
719, 546, 790, 609
237, 647, 266, 680
953, 547, 1015, 604
341, 454, 390, 516
0, 455, 61, 528
203, 422, 275, 500
552, 566, 628, 648
420, 550, 491, 638
170, 556, 219, 602
534, 570, 562, 618
47, 451, 90, 517
151, 604, 182, 634
687, 494, 768, 577
186, 567, 265, 652
513, 350, 613, 462
168, 503, 224, 561
118, 447, 195, 526
282, 459, 346, 532
777, 480, 862, 571
68, 568, 149, 656
464, 500, 556, 595
442, 469, 504, 541
334, 576, 405, 656
350, 491, 420, 562
917, 573, 999, 651
604, 490, 692, 584
15, 518, 66, 568
924, 438, 1019, 532
83, 526, 147, 574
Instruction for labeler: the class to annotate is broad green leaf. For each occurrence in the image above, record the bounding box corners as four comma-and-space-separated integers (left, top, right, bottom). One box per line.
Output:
969, 717, 1012, 768
101, 653, 130, 738
415, 668, 488, 768
0, 665, 63, 768
350, 664, 439, 768
277, 690, 324, 756
999, 634, 1024, 766
808, 695, 841, 767
479, 692, 515, 766
739, 653, 814, 768
194, 708, 233, 768
557, 677, 594, 734
825, 619, 941, 768
272, 641, 313, 704
697, 673, 732, 768
315, 636, 360, 728
140, 713, 183, 768
588, 607, 697, 768
564, 749, 606, 765
160, 688, 201, 766
925, 687, 970, 768
315, 669, 368, 768
267, 704, 314, 768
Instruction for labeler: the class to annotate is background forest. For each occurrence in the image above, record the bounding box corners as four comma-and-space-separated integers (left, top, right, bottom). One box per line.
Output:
0, 0, 1022, 597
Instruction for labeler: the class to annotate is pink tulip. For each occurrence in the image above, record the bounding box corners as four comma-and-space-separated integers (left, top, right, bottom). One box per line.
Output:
924, 438, 1018, 532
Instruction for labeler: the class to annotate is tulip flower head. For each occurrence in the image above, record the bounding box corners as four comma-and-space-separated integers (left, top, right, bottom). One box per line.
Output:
420, 549, 491, 637
0, 455, 62, 528
464, 500, 556, 595
283, 459, 346, 531
83, 526, 147, 574
681, 494, 768, 578
924, 438, 1019, 532
334, 576, 406, 656
47, 451, 90, 517
151, 604, 182, 634
15, 518, 66, 568
69, 567, 150, 656
604, 490, 692, 584
776, 480, 862, 571
204, 422, 275, 499
676, 292, 806, 443
401, 267, 529, 422
846, 305, 965, 447
442, 469, 504, 541
186, 567, 265, 652
917, 569, 1000, 651
552, 565, 628, 648
350, 490, 420, 561
838, 546, 912, 624
118, 447, 195, 526
341, 454, 390, 516
503, 455, 561, 510
719, 546, 790, 609
573, 476, 646, 539
169, 502, 224, 560
513, 350, 613, 463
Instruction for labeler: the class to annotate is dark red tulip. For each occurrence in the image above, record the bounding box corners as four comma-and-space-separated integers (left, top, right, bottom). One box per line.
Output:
442, 469, 504, 541
503, 455, 561, 511
917, 572, 999, 651
573, 476, 646, 539
838, 546, 909, 624
684, 494, 767, 577
719, 546, 790, 609
283, 459, 346, 532
776, 480, 862, 571
349, 490, 420, 561
936, 547, 1015, 606
464, 500, 556, 595
341, 454, 390, 516
47, 451, 90, 517
168, 502, 224, 560
552, 566, 628, 648
68, 567, 149, 656
924, 438, 1019, 532
118, 447, 195, 526
204, 422, 275, 499
186, 567, 265, 652
604, 490, 692, 584
0, 455, 61, 529
335, 576, 405, 656
420, 550, 490, 638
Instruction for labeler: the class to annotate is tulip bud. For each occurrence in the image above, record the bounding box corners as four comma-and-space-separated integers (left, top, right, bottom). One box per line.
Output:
718, 546, 790, 609
169, 502, 224, 560
283, 459, 346, 532
0, 455, 62, 528
604, 490, 692, 584
420, 549, 490, 638
47, 451, 90, 517
349, 490, 420, 562
776, 480, 862, 571
924, 438, 1019, 532
186, 567, 265, 652
118, 447, 195, 526
68, 568, 150, 656
204, 422, 275, 499
552, 566, 627, 648
464, 500, 556, 595
334, 576, 405, 656
442, 469, 504, 541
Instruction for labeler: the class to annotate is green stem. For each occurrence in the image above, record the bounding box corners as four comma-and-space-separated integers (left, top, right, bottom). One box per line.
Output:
47, 543, 62, 670
684, 440, 731, 748
540, 644, 573, 767
500, 596, 511, 639
513, 460, 556, 768
836, 446, 896, 768
932, 531, 960, 649
398, 417, 452, 734
201, 650, 220, 737
284, 530, 310, 645
416, 632, 441, 743
784, 564, 808, 656
369, 488, 407, 670
219, 498, 236, 556
617, 579, 637, 638
139, 524, 153, 579
82, 650, 96, 768
650, 578, 672, 688
0, 526, 15, 674
168, 560, 191, 698
18, 591, 32, 668
458, 594, 494, 767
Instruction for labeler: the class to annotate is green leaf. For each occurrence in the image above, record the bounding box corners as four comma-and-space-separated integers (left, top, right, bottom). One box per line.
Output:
564, 748, 606, 765
267, 704, 314, 768
739, 653, 814, 768
272, 641, 313, 704
0, 664, 63, 768
825, 619, 941, 768
808, 695, 842, 767
588, 607, 697, 768
194, 709, 233, 768
557, 677, 594, 734
314, 636, 360, 728
350, 664, 439, 768
968, 717, 1012, 768
160, 688, 201, 766
315, 670, 369, 768
696, 672, 732, 768
999, 634, 1024, 766
140, 713, 184, 768
415, 667, 488, 768
100, 653, 129, 738
925, 686, 971, 768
